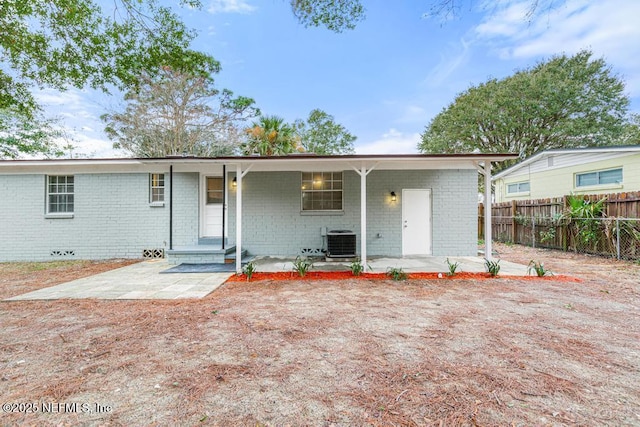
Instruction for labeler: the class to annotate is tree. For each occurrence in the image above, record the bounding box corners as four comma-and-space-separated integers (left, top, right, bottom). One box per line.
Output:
241, 115, 301, 156
295, 109, 356, 154
290, 0, 365, 32
419, 50, 634, 172
1, 0, 217, 124
288, 0, 556, 32
102, 67, 258, 157
0, 109, 63, 159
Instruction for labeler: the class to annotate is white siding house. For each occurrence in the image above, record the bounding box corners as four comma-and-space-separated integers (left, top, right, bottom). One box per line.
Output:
493, 146, 640, 203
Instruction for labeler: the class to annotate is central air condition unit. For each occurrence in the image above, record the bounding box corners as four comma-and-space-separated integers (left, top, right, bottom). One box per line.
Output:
326, 230, 356, 259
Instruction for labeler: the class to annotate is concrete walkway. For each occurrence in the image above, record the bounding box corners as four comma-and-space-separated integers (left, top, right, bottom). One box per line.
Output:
5, 260, 233, 301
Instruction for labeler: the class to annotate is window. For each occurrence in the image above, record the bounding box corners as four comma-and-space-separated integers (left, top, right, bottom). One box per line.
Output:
506, 181, 530, 194
47, 175, 74, 213
206, 177, 223, 204
150, 173, 165, 203
301, 172, 343, 211
576, 168, 622, 187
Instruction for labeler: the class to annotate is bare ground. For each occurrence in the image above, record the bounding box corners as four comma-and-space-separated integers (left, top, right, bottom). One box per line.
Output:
1, 245, 639, 426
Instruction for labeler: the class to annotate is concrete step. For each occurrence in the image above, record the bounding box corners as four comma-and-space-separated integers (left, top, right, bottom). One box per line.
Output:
166, 245, 246, 265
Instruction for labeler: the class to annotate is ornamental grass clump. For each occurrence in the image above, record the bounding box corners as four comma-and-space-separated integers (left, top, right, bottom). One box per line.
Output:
292, 256, 313, 277
527, 260, 553, 277
386, 267, 407, 281
445, 258, 460, 277
484, 259, 501, 277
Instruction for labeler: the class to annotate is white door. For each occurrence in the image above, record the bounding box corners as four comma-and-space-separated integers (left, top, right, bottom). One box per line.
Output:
203, 176, 224, 237
402, 189, 432, 255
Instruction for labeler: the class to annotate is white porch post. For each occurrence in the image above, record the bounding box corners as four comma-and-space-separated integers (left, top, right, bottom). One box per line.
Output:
235, 163, 243, 274
484, 161, 493, 261
360, 164, 367, 267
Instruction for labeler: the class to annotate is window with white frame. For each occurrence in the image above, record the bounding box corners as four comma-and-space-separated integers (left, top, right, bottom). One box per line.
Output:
301, 172, 343, 211
150, 173, 165, 203
575, 168, 622, 187
47, 175, 74, 213
506, 181, 530, 194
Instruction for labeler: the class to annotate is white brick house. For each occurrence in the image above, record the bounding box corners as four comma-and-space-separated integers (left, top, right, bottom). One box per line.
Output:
0, 154, 515, 271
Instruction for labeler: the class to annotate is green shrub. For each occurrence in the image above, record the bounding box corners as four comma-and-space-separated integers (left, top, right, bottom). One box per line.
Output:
242, 261, 256, 280
527, 260, 552, 277
292, 256, 313, 277
445, 258, 460, 277
386, 267, 407, 281
484, 259, 501, 277
349, 259, 365, 276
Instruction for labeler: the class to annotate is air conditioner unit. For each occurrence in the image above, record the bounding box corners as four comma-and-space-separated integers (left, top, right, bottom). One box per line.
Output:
326, 230, 356, 259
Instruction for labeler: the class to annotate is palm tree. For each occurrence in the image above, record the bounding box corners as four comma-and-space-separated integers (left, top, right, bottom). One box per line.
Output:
241, 115, 302, 156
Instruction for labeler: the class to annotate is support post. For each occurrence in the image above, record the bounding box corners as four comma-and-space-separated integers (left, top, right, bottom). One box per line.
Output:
360, 164, 367, 267
169, 164, 173, 251
222, 164, 226, 250
235, 164, 242, 274
484, 162, 493, 261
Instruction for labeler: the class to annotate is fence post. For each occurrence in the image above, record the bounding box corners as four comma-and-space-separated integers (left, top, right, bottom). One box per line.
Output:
532, 216, 536, 248
562, 195, 569, 251
616, 217, 621, 260
511, 200, 517, 244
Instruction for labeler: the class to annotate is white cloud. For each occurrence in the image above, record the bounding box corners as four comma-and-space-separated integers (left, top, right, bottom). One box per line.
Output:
207, 0, 256, 14
355, 129, 421, 154
423, 38, 471, 87
474, 0, 640, 95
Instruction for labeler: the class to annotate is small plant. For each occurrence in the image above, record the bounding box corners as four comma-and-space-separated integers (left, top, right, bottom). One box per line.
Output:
445, 258, 460, 277
292, 256, 313, 277
242, 261, 256, 280
386, 267, 408, 281
349, 259, 365, 276
527, 260, 553, 277
539, 227, 556, 244
485, 259, 501, 277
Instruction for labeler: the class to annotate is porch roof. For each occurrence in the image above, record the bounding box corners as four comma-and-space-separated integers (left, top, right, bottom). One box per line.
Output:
0, 153, 518, 174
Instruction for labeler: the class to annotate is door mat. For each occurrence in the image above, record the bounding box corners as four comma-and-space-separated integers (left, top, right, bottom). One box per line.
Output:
161, 263, 240, 273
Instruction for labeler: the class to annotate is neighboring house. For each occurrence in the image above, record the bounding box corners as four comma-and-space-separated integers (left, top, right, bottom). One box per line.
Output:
492, 146, 640, 203
0, 154, 515, 270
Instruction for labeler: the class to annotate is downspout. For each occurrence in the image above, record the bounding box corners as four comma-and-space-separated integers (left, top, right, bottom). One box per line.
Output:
169, 164, 173, 251
221, 164, 226, 250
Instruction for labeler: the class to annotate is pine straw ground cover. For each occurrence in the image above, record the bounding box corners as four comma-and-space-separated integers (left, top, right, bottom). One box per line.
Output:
1, 246, 639, 426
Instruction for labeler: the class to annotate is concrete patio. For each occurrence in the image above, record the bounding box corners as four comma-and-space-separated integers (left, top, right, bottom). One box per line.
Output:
4, 256, 529, 301
5, 260, 232, 301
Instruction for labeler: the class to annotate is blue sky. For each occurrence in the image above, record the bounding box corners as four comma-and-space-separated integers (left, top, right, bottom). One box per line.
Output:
37, 0, 640, 157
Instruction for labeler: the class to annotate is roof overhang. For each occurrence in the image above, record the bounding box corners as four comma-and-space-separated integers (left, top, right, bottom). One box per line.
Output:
492, 145, 640, 181
0, 153, 518, 174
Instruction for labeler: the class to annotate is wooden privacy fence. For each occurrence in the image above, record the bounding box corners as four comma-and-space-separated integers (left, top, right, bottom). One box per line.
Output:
479, 191, 640, 260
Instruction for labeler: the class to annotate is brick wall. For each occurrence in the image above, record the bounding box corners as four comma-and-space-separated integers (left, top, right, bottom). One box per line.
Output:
0, 167, 477, 261
227, 168, 477, 257
0, 172, 197, 261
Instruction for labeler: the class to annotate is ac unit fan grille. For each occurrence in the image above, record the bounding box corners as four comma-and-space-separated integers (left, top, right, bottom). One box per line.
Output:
326, 230, 356, 258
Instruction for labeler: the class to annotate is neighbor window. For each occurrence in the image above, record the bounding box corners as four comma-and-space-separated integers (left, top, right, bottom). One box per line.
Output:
301, 172, 343, 211
150, 173, 165, 203
575, 168, 622, 187
506, 181, 530, 194
47, 175, 74, 213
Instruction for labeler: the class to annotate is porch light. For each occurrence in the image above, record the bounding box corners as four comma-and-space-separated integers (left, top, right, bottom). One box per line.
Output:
232, 177, 237, 188
390, 191, 397, 202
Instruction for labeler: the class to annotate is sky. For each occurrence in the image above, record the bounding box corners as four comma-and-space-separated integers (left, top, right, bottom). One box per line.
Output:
36, 0, 640, 158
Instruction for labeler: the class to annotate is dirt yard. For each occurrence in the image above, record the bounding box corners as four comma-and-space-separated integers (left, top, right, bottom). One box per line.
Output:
1, 245, 639, 426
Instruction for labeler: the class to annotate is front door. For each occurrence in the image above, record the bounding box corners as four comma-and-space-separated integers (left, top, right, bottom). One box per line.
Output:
203, 176, 224, 237
402, 189, 432, 255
